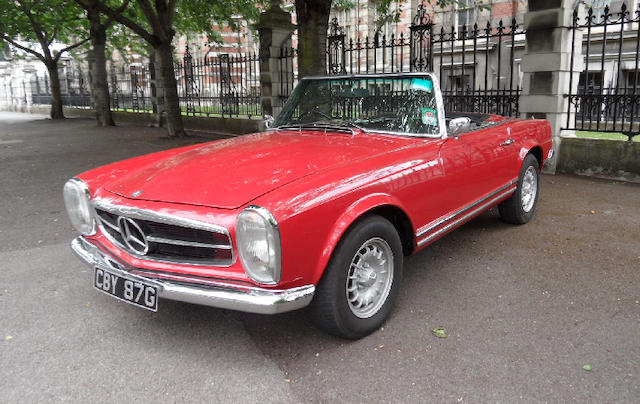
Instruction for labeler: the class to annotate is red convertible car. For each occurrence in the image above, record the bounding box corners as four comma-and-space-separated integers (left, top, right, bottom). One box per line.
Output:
66, 73, 552, 338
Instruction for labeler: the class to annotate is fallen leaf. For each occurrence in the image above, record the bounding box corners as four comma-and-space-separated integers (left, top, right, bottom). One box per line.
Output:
432, 327, 447, 338
583, 364, 592, 371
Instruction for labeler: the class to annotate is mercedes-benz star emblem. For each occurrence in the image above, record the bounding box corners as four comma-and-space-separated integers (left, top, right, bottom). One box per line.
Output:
117, 217, 149, 255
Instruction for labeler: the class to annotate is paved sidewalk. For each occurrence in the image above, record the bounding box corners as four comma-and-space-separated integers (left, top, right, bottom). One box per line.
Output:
1, 112, 639, 402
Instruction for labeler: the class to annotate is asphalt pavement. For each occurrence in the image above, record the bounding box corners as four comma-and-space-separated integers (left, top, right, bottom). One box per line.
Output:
1, 111, 639, 402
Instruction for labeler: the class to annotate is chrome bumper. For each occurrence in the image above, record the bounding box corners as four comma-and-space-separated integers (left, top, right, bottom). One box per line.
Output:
71, 237, 315, 314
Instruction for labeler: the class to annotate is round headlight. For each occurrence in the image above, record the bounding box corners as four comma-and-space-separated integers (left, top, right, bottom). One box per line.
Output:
236, 206, 281, 284
63, 178, 96, 235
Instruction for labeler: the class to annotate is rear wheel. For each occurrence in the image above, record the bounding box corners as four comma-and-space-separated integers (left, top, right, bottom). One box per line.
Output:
499, 153, 540, 224
309, 216, 403, 339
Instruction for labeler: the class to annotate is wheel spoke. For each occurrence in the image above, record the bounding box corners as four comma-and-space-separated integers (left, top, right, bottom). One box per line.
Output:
520, 166, 538, 213
344, 237, 395, 319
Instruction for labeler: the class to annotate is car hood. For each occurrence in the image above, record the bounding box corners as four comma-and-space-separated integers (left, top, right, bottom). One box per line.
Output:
105, 130, 417, 209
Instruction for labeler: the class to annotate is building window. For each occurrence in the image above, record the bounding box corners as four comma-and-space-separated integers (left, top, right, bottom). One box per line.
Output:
443, 67, 473, 92
457, 0, 475, 34
578, 71, 603, 93
588, 0, 612, 23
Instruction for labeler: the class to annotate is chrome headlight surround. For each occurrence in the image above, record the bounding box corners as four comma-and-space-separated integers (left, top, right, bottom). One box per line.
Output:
236, 206, 282, 285
63, 178, 96, 235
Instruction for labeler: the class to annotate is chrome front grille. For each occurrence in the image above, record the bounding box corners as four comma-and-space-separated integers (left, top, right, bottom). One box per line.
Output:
94, 205, 233, 267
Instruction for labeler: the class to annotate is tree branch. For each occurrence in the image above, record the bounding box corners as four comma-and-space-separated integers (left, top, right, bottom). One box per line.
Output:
137, 0, 164, 37
95, 0, 156, 44
167, 0, 177, 26
18, 0, 50, 47
54, 37, 91, 62
48, 25, 59, 45
0, 35, 46, 62
103, 0, 132, 28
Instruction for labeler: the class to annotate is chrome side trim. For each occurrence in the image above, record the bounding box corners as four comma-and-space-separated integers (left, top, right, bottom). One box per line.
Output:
416, 186, 517, 247
71, 237, 315, 315
416, 179, 518, 238
416, 178, 518, 246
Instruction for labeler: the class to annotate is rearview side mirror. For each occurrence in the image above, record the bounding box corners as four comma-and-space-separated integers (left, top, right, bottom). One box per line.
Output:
449, 117, 471, 136
264, 115, 275, 129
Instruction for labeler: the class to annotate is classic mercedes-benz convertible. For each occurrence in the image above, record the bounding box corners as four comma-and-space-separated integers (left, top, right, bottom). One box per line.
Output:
65, 73, 552, 338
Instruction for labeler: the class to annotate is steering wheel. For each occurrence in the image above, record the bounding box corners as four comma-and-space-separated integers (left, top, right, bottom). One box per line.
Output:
297, 106, 333, 121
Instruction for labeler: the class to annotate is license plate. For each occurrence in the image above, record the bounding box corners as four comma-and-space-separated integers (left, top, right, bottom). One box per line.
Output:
94, 267, 158, 312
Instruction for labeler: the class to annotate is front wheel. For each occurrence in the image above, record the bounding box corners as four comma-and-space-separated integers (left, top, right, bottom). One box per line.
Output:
309, 216, 403, 339
499, 153, 540, 224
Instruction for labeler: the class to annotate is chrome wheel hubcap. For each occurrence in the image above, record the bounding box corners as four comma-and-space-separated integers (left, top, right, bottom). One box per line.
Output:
345, 237, 394, 319
521, 166, 537, 213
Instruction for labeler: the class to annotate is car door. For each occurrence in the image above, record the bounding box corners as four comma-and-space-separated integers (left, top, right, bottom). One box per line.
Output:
436, 123, 518, 217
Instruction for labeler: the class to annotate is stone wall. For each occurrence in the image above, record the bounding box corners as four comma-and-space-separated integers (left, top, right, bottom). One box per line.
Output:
557, 137, 640, 183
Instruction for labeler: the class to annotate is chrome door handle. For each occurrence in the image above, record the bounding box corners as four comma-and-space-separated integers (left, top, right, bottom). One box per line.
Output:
500, 139, 515, 146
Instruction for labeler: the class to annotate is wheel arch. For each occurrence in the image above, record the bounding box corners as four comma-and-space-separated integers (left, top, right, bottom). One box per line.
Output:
518, 144, 544, 169
528, 145, 543, 169
311, 194, 415, 285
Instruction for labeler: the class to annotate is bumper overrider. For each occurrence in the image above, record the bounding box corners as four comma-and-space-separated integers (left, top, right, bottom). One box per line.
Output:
71, 236, 315, 314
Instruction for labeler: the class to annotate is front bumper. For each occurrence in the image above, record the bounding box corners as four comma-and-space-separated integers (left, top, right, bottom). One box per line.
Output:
71, 236, 315, 314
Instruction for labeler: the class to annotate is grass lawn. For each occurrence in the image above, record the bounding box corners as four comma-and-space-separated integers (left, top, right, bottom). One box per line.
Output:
575, 131, 640, 142
111, 107, 259, 119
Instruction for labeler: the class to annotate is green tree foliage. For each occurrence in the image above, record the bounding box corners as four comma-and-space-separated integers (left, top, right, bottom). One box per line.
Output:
95, 0, 265, 136
0, 0, 89, 119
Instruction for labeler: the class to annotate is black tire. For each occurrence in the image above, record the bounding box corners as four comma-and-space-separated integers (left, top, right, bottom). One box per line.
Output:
309, 215, 403, 339
499, 153, 540, 225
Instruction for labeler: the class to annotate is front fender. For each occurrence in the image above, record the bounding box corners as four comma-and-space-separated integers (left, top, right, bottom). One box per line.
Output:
517, 120, 552, 167
310, 193, 411, 285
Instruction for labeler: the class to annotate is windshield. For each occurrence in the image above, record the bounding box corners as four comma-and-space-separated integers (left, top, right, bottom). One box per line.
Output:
274, 75, 442, 136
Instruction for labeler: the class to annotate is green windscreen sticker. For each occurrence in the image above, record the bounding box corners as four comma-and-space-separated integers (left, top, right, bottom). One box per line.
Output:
410, 78, 433, 92
421, 107, 438, 126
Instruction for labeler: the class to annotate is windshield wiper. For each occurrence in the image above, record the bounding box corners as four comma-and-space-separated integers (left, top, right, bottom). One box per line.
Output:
275, 120, 364, 133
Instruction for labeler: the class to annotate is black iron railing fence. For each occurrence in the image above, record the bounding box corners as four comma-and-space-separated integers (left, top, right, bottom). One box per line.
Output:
29, 62, 92, 108
275, 46, 297, 116
109, 63, 153, 112
565, 3, 640, 140
6, 3, 525, 120
325, 3, 525, 117
174, 47, 261, 118
13, 2, 640, 134
26, 48, 261, 119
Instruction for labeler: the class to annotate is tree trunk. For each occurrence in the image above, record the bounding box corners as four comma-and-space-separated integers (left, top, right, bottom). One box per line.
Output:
46, 61, 65, 119
87, 2, 114, 126
155, 41, 186, 137
150, 49, 165, 127
295, 0, 331, 78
